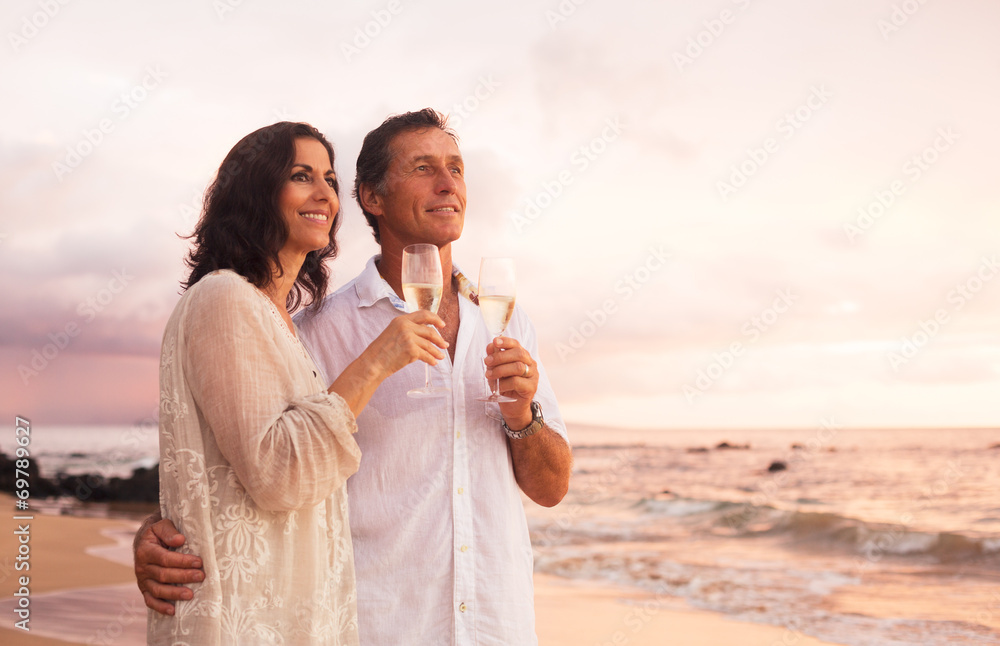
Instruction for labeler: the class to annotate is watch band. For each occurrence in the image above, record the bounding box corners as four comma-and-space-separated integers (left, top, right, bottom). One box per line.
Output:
503, 401, 544, 440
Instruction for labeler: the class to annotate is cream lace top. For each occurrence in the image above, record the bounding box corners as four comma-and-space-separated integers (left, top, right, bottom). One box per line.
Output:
148, 270, 361, 646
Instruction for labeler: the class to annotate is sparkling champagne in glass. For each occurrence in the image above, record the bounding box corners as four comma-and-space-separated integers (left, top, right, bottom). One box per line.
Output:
402, 243, 449, 398
476, 257, 517, 403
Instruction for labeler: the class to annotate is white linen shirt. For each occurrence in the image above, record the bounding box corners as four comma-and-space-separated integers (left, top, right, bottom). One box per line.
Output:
295, 256, 567, 646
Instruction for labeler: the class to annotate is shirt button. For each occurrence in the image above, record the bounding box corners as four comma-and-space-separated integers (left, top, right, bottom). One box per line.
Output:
459, 602, 467, 613
456, 431, 461, 438
457, 487, 464, 495
460, 545, 469, 553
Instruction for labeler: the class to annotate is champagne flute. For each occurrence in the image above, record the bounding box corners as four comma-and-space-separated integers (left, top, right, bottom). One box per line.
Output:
476, 257, 517, 403
402, 243, 449, 398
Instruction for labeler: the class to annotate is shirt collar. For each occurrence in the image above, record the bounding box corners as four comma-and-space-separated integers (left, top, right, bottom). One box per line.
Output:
354, 255, 479, 310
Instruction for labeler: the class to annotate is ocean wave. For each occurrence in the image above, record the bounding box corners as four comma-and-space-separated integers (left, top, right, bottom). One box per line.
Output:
635, 497, 736, 517
634, 496, 1000, 564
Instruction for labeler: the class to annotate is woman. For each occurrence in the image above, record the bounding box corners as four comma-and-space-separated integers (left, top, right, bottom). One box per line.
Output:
147, 122, 447, 645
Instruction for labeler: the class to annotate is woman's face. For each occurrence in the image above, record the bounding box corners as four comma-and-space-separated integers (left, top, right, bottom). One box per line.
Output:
277, 137, 339, 261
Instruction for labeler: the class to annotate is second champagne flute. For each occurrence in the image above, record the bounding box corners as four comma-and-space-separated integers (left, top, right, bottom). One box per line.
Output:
402, 243, 449, 398
476, 257, 517, 403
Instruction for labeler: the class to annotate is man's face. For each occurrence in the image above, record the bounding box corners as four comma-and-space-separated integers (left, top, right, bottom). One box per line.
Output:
372, 127, 466, 249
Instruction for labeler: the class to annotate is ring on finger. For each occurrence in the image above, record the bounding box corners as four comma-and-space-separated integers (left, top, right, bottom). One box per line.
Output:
522, 364, 531, 378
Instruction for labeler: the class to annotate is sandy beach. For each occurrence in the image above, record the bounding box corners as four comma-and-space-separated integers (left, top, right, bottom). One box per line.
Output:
0, 494, 144, 645
0, 494, 843, 646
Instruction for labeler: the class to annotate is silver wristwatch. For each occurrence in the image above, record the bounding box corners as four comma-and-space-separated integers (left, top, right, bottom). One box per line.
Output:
503, 401, 544, 440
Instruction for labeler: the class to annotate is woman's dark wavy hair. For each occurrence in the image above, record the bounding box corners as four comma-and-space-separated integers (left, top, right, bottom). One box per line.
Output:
182, 122, 341, 312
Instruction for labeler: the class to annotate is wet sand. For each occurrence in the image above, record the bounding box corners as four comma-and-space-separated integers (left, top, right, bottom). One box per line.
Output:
0, 493, 143, 645
534, 574, 843, 645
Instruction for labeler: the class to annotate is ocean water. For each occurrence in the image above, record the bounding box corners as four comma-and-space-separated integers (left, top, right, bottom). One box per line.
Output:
527, 425, 1000, 646
1, 423, 160, 518
6, 424, 1000, 645
2, 424, 160, 480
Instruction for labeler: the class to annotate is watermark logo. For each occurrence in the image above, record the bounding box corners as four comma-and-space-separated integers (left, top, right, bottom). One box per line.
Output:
52, 66, 167, 181
448, 75, 501, 129
672, 0, 756, 72
177, 188, 204, 229
533, 449, 638, 549
844, 127, 959, 242
877, 0, 933, 41
511, 116, 624, 233
545, 0, 589, 29
886, 255, 998, 371
555, 246, 669, 360
340, 0, 404, 62
726, 417, 840, 531
716, 85, 833, 202
214, 0, 248, 20
854, 458, 968, 572
683, 288, 797, 403
8, 0, 72, 53
18, 269, 134, 384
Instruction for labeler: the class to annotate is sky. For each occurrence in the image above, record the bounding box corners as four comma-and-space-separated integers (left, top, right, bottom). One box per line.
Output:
1, 0, 999, 430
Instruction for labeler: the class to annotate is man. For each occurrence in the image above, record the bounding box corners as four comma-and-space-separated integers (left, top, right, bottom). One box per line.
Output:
135, 109, 572, 644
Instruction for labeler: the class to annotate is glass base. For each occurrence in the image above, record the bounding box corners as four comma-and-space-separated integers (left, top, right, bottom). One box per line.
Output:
476, 393, 516, 403
408, 386, 450, 398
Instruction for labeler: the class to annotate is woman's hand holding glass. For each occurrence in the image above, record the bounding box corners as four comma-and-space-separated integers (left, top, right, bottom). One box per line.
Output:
364, 310, 448, 379
329, 308, 448, 417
